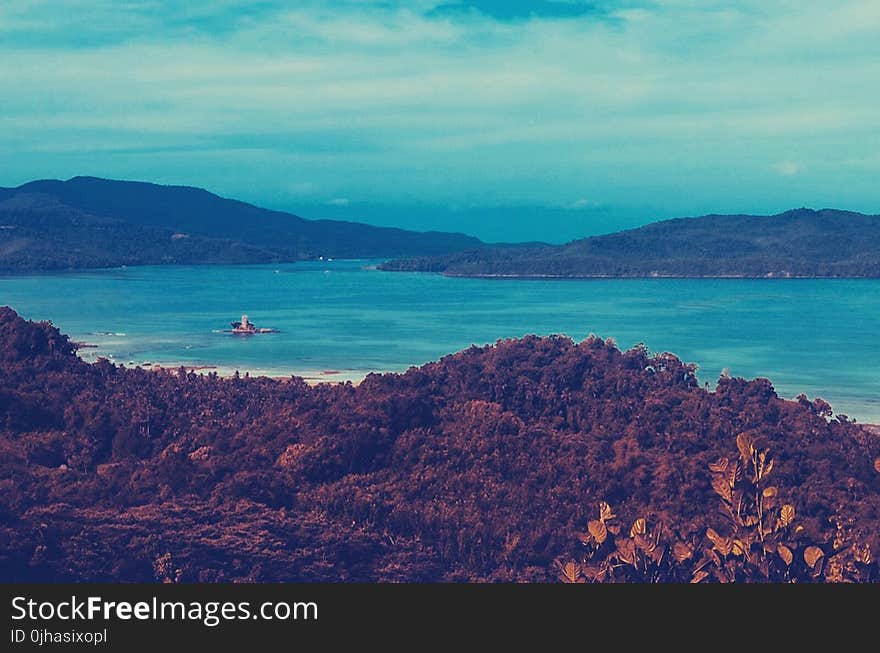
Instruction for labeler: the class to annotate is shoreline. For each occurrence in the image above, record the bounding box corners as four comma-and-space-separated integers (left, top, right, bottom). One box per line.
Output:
75, 349, 373, 385
863, 424, 880, 437
437, 272, 880, 280
139, 361, 371, 385
6, 260, 880, 280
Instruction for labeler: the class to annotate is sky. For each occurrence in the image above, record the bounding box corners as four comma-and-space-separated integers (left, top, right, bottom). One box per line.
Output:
1, 1, 879, 243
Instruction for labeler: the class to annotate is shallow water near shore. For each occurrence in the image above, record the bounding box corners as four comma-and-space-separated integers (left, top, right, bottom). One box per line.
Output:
2, 260, 879, 422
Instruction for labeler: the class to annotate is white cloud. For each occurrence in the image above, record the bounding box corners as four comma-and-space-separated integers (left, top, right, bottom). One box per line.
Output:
571, 198, 599, 209
328, 197, 351, 206
287, 182, 319, 196
0, 1, 878, 216
773, 161, 802, 177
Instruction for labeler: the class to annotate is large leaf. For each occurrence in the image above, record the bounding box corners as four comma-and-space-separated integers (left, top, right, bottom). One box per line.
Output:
630, 518, 646, 538
588, 519, 608, 545
736, 432, 755, 461
777, 544, 793, 566
778, 504, 795, 529
761, 486, 778, 510
558, 561, 585, 583
804, 546, 824, 569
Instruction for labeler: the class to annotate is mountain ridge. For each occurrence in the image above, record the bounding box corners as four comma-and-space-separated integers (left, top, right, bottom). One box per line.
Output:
0, 176, 484, 271
380, 207, 880, 278
4, 176, 879, 277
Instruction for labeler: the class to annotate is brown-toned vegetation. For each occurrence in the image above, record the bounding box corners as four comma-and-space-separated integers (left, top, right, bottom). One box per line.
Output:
0, 307, 877, 582
558, 433, 876, 582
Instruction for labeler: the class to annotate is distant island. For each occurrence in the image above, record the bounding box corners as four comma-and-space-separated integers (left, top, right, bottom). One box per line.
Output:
381, 208, 880, 278
0, 177, 484, 271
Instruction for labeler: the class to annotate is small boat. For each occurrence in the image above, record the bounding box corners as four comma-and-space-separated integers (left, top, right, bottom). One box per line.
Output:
227, 314, 279, 335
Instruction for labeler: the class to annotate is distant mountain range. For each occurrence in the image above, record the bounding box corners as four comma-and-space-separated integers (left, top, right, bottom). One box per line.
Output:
380, 208, 880, 278
0, 177, 483, 271
3, 178, 878, 277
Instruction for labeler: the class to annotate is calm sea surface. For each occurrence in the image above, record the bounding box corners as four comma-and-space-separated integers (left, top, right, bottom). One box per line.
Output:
2, 260, 878, 422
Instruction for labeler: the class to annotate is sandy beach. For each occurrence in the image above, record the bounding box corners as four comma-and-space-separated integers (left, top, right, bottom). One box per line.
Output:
140, 361, 370, 385
74, 345, 373, 384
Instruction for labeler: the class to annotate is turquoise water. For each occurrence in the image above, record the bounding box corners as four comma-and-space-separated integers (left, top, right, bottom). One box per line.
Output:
2, 260, 879, 422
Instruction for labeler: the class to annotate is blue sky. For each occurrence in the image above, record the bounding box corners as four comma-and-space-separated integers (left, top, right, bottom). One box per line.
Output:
1, 1, 879, 242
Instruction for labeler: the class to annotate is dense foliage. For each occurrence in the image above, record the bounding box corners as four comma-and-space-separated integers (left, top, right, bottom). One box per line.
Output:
559, 433, 876, 583
1, 307, 877, 582
381, 208, 880, 278
0, 177, 483, 270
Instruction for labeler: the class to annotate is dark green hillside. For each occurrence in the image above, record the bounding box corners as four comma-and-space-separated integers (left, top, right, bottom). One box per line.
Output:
381, 208, 880, 278
0, 177, 484, 271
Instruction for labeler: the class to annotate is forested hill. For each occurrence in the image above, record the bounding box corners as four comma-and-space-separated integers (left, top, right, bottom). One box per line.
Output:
380, 208, 880, 278
0, 177, 483, 271
2, 307, 878, 582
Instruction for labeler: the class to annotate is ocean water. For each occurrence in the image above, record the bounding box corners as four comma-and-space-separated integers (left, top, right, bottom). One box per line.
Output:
2, 260, 879, 422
